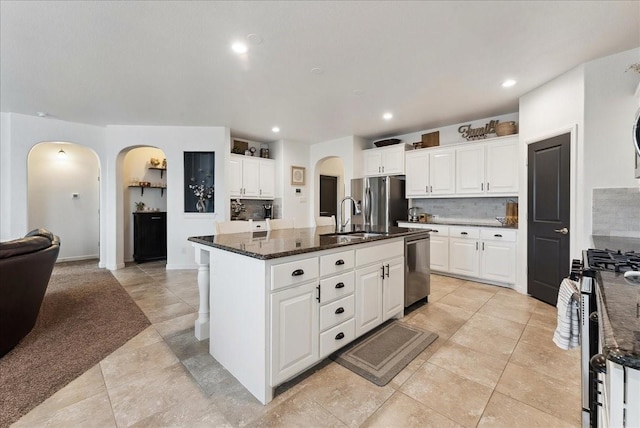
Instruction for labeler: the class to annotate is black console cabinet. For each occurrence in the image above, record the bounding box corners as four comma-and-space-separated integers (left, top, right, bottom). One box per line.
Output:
133, 212, 167, 262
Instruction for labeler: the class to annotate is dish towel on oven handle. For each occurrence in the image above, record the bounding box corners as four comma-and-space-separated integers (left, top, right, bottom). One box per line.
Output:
553, 278, 580, 350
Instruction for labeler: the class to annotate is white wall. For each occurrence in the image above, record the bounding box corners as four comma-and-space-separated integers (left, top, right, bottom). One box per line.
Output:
0, 113, 108, 262
518, 65, 585, 294
272, 139, 311, 227
28, 142, 100, 261
105, 125, 229, 270
123, 147, 167, 261
388, 112, 519, 148
583, 48, 640, 234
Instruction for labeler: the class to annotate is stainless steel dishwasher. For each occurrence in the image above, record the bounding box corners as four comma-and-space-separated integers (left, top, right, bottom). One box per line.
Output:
404, 232, 431, 307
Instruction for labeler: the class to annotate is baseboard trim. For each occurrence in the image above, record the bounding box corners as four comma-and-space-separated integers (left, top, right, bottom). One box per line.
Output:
56, 255, 99, 263
166, 263, 198, 270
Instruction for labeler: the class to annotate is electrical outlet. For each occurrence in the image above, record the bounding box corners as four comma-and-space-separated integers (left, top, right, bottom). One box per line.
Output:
72, 193, 79, 199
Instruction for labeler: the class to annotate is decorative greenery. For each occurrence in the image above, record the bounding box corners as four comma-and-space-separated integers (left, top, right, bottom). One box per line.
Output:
134, 201, 145, 211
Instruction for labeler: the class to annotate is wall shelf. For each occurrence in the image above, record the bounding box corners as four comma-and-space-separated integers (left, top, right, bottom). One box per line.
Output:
128, 185, 166, 196
148, 167, 167, 178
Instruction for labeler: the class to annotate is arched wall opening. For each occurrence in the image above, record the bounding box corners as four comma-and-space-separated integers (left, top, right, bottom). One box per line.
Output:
120, 146, 168, 263
314, 156, 345, 223
27, 141, 101, 262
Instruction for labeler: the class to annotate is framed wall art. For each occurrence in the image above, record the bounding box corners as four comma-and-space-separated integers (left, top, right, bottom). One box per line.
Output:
291, 166, 305, 185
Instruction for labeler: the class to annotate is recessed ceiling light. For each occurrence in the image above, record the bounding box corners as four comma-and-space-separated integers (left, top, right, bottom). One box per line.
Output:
37, 112, 47, 117
272, 126, 280, 133
501, 79, 517, 88
247, 34, 263, 45
383, 112, 393, 120
231, 41, 248, 54
311, 67, 324, 75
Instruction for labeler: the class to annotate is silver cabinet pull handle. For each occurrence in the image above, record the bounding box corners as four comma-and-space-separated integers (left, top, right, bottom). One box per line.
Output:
554, 227, 569, 235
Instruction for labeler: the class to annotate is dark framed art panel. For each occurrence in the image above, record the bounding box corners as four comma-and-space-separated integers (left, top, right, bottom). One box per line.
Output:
184, 151, 215, 213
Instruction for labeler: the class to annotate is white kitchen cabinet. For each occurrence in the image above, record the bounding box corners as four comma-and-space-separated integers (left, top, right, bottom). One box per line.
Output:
449, 226, 517, 284
382, 257, 404, 320
455, 137, 518, 195
270, 281, 319, 385
405, 148, 455, 197
428, 226, 449, 272
364, 144, 407, 176
229, 154, 275, 199
480, 229, 516, 283
354, 240, 404, 336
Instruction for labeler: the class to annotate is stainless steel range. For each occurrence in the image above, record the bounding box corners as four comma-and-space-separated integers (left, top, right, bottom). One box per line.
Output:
575, 248, 640, 427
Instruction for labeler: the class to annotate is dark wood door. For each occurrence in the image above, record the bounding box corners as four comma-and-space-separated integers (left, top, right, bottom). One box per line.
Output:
319, 175, 338, 218
527, 134, 571, 305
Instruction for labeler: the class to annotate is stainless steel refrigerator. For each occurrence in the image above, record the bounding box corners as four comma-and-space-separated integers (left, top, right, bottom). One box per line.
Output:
351, 176, 407, 230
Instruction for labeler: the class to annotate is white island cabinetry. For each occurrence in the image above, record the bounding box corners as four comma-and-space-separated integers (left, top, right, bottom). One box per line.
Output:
191, 236, 405, 405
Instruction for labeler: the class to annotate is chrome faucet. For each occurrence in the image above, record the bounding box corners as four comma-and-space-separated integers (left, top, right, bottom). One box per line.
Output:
338, 196, 362, 232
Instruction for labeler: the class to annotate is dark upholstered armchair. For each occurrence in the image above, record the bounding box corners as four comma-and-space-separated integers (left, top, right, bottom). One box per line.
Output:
0, 229, 60, 357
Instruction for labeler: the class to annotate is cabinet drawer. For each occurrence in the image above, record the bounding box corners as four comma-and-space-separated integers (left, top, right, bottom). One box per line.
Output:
356, 240, 403, 266
320, 295, 355, 331
319, 318, 356, 359
480, 228, 517, 242
320, 250, 355, 277
427, 225, 449, 237
271, 257, 319, 290
320, 271, 355, 304
449, 226, 480, 239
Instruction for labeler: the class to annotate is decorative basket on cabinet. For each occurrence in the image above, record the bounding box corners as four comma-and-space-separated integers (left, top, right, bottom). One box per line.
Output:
495, 121, 518, 136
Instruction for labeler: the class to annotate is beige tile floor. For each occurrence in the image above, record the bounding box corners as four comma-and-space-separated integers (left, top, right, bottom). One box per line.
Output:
15, 262, 581, 427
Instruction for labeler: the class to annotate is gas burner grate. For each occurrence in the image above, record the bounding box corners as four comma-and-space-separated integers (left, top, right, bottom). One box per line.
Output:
587, 249, 640, 273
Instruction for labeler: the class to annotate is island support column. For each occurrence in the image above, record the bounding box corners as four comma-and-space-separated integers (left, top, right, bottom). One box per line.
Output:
193, 245, 210, 340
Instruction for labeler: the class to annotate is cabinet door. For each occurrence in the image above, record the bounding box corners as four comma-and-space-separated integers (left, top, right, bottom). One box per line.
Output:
405, 151, 430, 197
481, 240, 516, 283
430, 235, 449, 272
242, 157, 260, 197
429, 149, 455, 195
229, 156, 243, 197
381, 146, 405, 175
486, 140, 518, 194
449, 238, 480, 277
270, 282, 319, 385
455, 146, 485, 194
259, 160, 275, 198
355, 264, 383, 337
364, 150, 383, 176
383, 257, 404, 321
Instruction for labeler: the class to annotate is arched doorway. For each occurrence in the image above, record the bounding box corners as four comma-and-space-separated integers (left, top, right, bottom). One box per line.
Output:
27, 142, 101, 262
121, 146, 168, 263
315, 156, 345, 222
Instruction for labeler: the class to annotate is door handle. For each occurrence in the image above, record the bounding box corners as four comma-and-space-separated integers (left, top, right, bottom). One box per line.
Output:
385, 264, 390, 278
554, 227, 569, 235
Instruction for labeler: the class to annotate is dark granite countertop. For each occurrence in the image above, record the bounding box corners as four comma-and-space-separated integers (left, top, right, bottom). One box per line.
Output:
595, 270, 640, 370
188, 226, 429, 260
398, 220, 517, 230
590, 235, 640, 369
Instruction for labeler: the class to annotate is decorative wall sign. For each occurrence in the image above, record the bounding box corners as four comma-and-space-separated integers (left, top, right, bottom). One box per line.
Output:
291, 166, 305, 185
458, 119, 499, 140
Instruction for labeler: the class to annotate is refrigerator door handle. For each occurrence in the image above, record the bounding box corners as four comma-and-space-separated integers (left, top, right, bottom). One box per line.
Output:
363, 184, 372, 226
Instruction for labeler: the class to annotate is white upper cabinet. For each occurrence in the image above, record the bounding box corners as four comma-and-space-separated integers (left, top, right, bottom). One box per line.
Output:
229, 154, 275, 199
364, 144, 407, 176
456, 137, 519, 195
405, 148, 455, 197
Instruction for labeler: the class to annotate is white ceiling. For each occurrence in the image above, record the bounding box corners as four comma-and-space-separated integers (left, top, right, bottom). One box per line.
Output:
1, 1, 639, 144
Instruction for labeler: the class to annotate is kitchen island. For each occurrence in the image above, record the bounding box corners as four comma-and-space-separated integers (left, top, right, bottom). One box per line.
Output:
188, 226, 426, 404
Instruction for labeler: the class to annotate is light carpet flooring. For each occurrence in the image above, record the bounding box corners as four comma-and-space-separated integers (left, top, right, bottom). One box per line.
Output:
15, 262, 581, 427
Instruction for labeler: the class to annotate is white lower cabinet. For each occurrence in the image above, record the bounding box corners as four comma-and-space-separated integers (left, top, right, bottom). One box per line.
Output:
270, 281, 319, 385
398, 222, 517, 286
269, 239, 404, 398
449, 226, 517, 284
354, 241, 404, 337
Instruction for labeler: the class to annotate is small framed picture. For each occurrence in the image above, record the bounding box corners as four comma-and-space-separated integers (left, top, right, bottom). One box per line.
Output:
291, 166, 305, 185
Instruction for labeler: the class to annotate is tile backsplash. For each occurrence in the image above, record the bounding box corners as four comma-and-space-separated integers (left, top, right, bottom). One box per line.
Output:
411, 197, 517, 222
230, 198, 280, 221
592, 187, 640, 237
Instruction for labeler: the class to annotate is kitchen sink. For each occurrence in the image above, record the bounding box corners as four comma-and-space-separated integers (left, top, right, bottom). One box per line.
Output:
320, 231, 386, 239
346, 232, 386, 238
